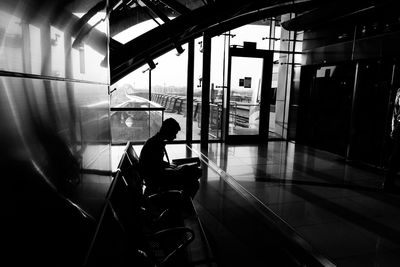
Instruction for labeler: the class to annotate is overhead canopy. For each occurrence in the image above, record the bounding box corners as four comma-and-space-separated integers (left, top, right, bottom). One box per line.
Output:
71, 0, 397, 84
107, 0, 320, 84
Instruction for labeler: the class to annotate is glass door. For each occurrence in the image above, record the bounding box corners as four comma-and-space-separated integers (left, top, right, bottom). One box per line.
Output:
224, 47, 273, 143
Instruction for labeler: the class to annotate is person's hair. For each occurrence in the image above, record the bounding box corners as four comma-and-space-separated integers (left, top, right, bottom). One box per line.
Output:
160, 118, 181, 134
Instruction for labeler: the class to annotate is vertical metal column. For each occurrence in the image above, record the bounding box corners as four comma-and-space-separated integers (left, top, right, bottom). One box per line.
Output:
201, 32, 211, 150
149, 70, 152, 101
259, 52, 273, 139
224, 47, 232, 141
186, 40, 194, 144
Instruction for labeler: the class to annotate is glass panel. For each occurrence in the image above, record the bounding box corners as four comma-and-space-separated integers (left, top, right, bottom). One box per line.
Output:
110, 109, 163, 143
110, 79, 164, 144
151, 45, 188, 141
0, 76, 111, 172
193, 37, 203, 141
71, 11, 108, 83
229, 56, 263, 135
230, 23, 270, 50
111, 45, 188, 143
208, 35, 226, 139
110, 69, 165, 143
112, 65, 151, 103
0, 4, 108, 83
0, 12, 23, 72
51, 26, 65, 77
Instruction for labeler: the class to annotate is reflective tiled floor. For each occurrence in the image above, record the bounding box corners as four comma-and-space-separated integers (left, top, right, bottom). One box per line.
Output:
194, 142, 400, 267
112, 141, 400, 267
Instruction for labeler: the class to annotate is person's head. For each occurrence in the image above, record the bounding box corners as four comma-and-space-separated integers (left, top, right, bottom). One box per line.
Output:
159, 118, 181, 141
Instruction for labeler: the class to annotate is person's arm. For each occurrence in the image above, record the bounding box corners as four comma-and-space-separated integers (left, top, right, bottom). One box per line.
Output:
140, 138, 167, 174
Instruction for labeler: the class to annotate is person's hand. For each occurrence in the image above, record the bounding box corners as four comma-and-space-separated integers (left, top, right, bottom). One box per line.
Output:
170, 163, 179, 168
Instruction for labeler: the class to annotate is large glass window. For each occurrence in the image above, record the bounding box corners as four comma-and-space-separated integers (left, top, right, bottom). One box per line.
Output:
151, 45, 188, 141
72, 11, 108, 83
192, 37, 203, 141
226, 17, 301, 139
229, 56, 264, 135
110, 15, 301, 143
111, 45, 188, 143
111, 65, 163, 144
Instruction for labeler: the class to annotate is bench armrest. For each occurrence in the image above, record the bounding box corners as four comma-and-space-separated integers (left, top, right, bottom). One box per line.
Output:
146, 190, 183, 200
145, 190, 184, 209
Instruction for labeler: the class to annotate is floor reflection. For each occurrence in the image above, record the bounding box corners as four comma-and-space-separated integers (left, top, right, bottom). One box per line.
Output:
112, 141, 400, 266
192, 142, 400, 267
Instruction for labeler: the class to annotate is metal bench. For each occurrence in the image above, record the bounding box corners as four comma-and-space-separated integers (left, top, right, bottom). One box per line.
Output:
124, 141, 216, 266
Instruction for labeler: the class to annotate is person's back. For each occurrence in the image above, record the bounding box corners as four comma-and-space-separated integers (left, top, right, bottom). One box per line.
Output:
139, 132, 169, 189
383, 88, 400, 191
391, 88, 400, 139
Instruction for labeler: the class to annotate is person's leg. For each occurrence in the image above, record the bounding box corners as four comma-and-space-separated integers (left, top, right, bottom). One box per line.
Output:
162, 168, 183, 187
177, 165, 201, 198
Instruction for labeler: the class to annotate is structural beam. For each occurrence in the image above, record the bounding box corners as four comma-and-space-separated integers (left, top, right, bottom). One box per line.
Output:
141, 0, 170, 23
186, 40, 194, 143
159, 0, 190, 15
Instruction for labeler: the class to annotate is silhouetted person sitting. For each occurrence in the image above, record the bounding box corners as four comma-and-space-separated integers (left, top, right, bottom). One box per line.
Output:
383, 87, 400, 191
139, 118, 201, 198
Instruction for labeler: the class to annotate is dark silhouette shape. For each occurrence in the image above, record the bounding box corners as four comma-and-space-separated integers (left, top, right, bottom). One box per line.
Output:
383, 88, 400, 191
139, 118, 201, 198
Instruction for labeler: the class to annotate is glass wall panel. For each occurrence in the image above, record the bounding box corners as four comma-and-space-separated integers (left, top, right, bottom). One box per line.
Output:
112, 65, 151, 102
0, 2, 109, 83
193, 37, 203, 141
229, 56, 264, 135
51, 26, 66, 77
109, 102, 163, 143
110, 65, 158, 144
109, 74, 164, 144
29, 24, 42, 74
228, 21, 283, 139
2, 3, 112, 261
230, 23, 270, 50
151, 45, 188, 141
111, 46, 187, 143
0, 12, 23, 72
208, 35, 226, 139
0, 75, 111, 177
